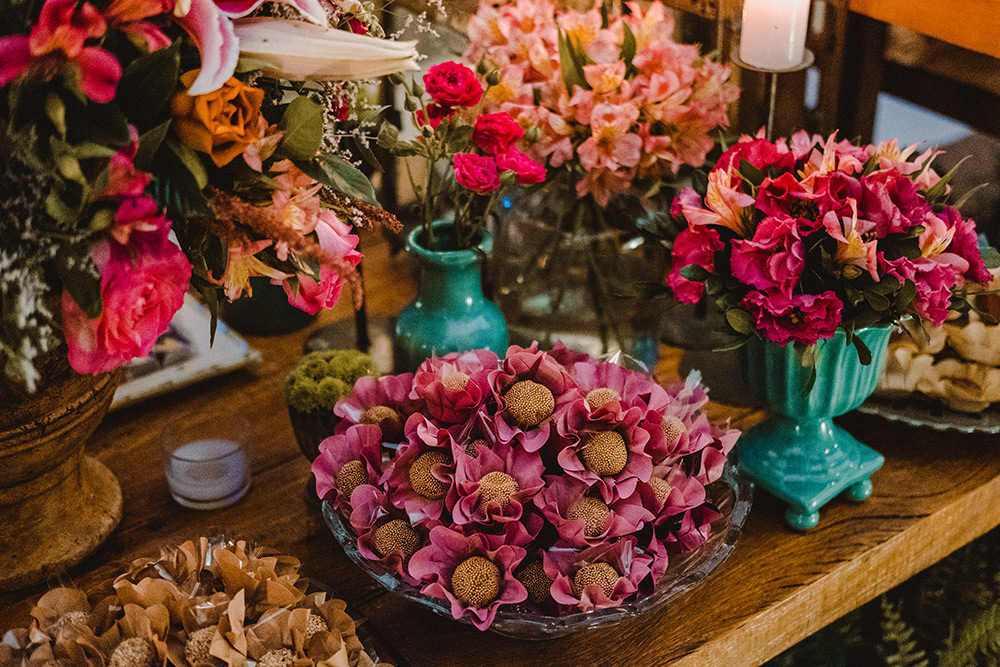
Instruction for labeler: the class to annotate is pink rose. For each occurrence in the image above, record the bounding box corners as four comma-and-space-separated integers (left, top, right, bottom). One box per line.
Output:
415, 103, 451, 129
423, 61, 483, 109
453, 153, 500, 193
283, 210, 362, 314
741, 289, 843, 346
63, 226, 191, 374
496, 149, 546, 185
667, 225, 724, 304
472, 113, 524, 156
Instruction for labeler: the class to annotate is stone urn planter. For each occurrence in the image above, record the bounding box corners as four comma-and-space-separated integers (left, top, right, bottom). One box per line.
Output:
0, 357, 123, 591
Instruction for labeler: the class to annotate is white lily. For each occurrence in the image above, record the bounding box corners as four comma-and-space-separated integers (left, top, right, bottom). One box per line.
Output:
234, 18, 419, 81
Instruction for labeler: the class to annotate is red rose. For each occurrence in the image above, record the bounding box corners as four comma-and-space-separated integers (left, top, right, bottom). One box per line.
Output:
472, 113, 524, 156
423, 61, 482, 109
415, 103, 451, 129
497, 149, 546, 185
454, 153, 500, 193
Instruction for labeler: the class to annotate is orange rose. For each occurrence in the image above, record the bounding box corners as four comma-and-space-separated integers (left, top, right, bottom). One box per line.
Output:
171, 70, 265, 168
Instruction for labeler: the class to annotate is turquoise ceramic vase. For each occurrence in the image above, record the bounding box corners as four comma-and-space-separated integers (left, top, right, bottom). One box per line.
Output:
393, 221, 509, 372
737, 326, 893, 531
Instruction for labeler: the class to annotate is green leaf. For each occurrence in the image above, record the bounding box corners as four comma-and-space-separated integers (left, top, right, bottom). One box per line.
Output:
725, 308, 756, 335
166, 138, 208, 189
447, 123, 474, 151
278, 95, 325, 161
89, 207, 114, 232
45, 92, 66, 138
557, 28, 590, 95
45, 191, 77, 225
739, 159, 765, 188
852, 336, 873, 365
150, 142, 213, 218
922, 155, 970, 203
691, 169, 709, 197
376, 121, 400, 149
864, 290, 890, 311
954, 182, 990, 210
871, 274, 902, 295
621, 23, 638, 77
679, 264, 709, 281
134, 120, 172, 172
896, 279, 917, 309
297, 153, 379, 206
56, 250, 102, 320
117, 40, 181, 128
65, 99, 131, 148
981, 246, 1000, 270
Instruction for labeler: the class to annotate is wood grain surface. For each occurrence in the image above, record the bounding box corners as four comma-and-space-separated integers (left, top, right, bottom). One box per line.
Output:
3, 229, 1000, 667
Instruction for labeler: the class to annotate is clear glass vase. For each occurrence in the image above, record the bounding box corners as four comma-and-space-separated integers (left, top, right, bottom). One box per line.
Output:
492, 185, 667, 369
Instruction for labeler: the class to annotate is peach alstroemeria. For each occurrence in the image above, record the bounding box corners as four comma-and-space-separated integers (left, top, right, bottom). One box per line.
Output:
0, 0, 121, 102
798, 133, 865, 191
577, 103, 641, 172
217, 239, 290, 301
822, 200, 879, 280
682, 166, 755, 238
583, 61, 625, 96
269, 161, 323, 260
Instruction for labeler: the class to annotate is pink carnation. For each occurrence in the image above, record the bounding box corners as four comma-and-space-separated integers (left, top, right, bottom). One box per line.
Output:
741, 290, 844, 346
667, 224, 724, 304
730, 216, 816, 293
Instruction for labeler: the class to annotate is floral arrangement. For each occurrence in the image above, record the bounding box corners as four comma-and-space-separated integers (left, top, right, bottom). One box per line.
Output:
311, 343, 739, 630
666, 130, 993, 356
376, 60, 546, 250
0, 538, 387, 667
464, 0, 739, 213
0, 0, 418, 390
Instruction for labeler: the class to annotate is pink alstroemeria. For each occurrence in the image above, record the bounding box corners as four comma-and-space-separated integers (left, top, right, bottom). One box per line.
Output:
821, 200, 879, 281
215, 238, 290, 301
682, 166, 755, 238
0, 0, 121, 103
577, 103, 641, 173
104, 0, 174, 51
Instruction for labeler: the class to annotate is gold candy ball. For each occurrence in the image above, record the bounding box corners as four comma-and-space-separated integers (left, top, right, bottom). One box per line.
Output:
409, 451, 451, 499
184, 627, 217, 667
585, 387, 621, 410
336, 459, 369, 499
304, 613, 328, 641
572, 562, 620, 598
662, 416, 687, 448
360, 405, 399, 426
257, 648, 296, 667
504, 380, 555, 427
477, 471, 520, 511
566, 496, 610, 537
372, 519, 421, 558
580, 431, 629, 477
515, 560, 553, 605
465, 438, 489, 457
442, 372, 471, 391
648, 476, 672, 504
108, 638, 155, 667
451, 556, 501, 608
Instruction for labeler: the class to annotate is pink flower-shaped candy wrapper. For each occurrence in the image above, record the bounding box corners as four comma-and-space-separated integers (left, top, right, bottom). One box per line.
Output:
566, 359, 671, 418
409, 526, 528, 630
662, 504, 722, 553
544, 538, 652, 613
411, 350, 499, 424
334, 373, 416, 443
489, 343, 578, 452
555, 404, 655, 502
381, 416, 456, 526
312, 424, 385, 513
637, 465, 708, 529
535, 476, 653, 548
444, 408, 503, 460
350, 485, 426, 585
449, 441, 545, 527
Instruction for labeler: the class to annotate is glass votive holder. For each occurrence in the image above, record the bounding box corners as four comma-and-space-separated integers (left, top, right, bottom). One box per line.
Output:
161, 412, 251, 510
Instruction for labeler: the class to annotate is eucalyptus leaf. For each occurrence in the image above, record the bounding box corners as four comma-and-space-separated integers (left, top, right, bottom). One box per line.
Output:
852, 336, 873, 365
117, 41, 181, 128
725, 308, 756, 335
278, 95, 325, 161
45, 92, 66, 138
45, 191, 77, 225
89, 207, 114, 232
297, 153, 378, 206
896, 279, 918, 309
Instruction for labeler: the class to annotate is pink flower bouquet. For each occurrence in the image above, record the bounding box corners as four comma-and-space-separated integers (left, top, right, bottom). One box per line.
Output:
0, 0, 417, 390
667, 131, 992, 355
465, 0, 739, 209
313, 344, 745, 633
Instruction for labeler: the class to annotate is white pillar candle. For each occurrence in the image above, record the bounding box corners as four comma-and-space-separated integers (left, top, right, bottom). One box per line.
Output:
739, 0, 811, 70
167, 439, 249, 509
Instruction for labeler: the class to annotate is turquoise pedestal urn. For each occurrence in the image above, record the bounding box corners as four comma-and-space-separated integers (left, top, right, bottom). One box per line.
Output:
737, 326, 893, 531
393, 221, 509, 372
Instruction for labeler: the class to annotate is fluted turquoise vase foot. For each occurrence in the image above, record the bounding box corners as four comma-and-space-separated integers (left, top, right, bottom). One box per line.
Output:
738, 326, 893, 531
739, 415, 883, 531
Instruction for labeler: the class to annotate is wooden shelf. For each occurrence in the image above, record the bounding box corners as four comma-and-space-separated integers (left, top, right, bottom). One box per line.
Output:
3, 230, 1000, 667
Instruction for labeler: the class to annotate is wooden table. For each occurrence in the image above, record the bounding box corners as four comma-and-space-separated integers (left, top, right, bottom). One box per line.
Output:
3, 229, 1000, 666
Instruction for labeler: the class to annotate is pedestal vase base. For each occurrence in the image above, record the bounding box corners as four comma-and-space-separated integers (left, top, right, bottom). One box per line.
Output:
0, 456, 122, 591
737, 416, 883, 531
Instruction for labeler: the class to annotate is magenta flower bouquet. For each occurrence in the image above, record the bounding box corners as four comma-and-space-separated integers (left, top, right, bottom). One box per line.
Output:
667, 130, 992, 357
312, 343, 741, 631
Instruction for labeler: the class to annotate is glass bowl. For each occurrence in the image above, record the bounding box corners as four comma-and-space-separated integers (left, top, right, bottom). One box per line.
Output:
321, 463, 752, 639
